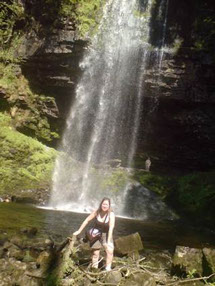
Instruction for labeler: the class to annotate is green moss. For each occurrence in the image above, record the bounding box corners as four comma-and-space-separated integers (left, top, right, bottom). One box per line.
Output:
60, 0, 106, 37
0, 112, 11, 126
133, 170, 176, 198
133, 168, 215, 226
0, 202, 49, 238
0, 61, 59, 142
177, 171, 215, 214
0, 1, 25, 48
0, 112, 57, 194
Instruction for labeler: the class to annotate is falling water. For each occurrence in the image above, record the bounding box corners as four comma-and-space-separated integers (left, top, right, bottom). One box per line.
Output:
157, 0, 169, 70
49, 0, 174, 219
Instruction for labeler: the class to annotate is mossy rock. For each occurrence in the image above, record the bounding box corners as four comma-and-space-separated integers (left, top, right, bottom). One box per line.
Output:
0, 112, 57, 195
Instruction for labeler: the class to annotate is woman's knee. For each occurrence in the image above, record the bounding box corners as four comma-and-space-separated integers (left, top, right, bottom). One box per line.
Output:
92, 249, 100, 258
105, 246, 114, 255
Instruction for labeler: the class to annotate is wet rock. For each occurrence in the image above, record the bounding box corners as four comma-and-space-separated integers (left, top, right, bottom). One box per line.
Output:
23, 249, 38, 263
7, 245, 25, 261
36, 250, 54, 272
20, 227, 38, 236
172, 246, 203, 276
144, 250, 172, 271
114, 232, 143, 256
122, 272, 156, 286
105, 270, 122, 284
82, 277, 92, 286
75, 242, 91, 263
0, 246, 6, 258
11, 236, 28, 249
0, 258, 41, 286
29, 238, 53, 251
0, 234, 8, 246
3, 240, 13, 250
203, 247, 215, 275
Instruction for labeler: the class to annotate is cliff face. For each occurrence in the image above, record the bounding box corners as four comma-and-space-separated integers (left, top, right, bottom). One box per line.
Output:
20, 25, 87, 124
1, 0, 215, 172
137, 51, 215, 172
0, 0, 104, 144
135, 0, 215, 172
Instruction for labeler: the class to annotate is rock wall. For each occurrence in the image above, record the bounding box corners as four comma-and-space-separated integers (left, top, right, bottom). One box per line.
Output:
2, 0, 214, 172
137, 50, 215, 172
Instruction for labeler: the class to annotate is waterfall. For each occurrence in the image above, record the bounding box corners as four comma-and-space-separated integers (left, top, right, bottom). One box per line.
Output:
49, 0, 173, 218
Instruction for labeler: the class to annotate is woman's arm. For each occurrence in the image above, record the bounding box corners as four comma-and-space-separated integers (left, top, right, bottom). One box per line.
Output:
107, 212, 115, 244
73, 211, 97, 236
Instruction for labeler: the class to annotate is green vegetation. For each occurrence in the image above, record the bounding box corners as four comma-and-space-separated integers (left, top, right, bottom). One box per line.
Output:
0, 62, 59, 142
133, 169, 215, 226
0, 113, 57, 195
133, 170, 176, 198
0, 0, 105, 143
0, 0, 25, 48
101, 168, 128, 193
192, 2, 215, 53
59, 0, 106, 37
177, 171, 215, 216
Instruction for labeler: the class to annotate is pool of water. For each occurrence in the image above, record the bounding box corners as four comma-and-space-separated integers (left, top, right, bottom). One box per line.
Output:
1, 203, 214, 251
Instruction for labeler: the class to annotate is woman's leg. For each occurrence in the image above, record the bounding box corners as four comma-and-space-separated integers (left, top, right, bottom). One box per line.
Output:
91, 249, 100, 268
105, 244, 114, 270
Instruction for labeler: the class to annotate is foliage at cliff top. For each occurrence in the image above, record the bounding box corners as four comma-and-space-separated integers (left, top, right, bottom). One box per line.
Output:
60, 0, 106, 37
0, 0, 106, 46
0, 112, 57, 195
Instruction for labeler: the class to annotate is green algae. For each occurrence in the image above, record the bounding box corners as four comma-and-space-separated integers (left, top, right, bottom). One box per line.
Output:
0, 203, 46, 237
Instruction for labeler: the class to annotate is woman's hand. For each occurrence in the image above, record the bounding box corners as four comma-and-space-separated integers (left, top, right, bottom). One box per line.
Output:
73, 230, 81, 236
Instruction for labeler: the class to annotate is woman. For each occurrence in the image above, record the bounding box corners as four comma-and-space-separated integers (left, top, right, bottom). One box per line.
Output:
73, 197, 115, 271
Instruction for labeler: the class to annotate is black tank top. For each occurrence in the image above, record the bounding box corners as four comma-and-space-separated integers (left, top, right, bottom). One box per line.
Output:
94, 213, 109, 233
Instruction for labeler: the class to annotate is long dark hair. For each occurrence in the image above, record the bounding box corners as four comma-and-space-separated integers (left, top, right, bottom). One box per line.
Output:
97, 197, 111, 214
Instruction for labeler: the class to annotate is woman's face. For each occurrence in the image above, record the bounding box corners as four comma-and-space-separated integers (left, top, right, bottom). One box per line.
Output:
101, 200, 110, 212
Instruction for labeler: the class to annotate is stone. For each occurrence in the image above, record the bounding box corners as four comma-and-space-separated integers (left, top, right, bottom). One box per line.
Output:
144, 250, 172, 271
7, 245, 25, 261
203, 247, 215, 275
23, 250, 37, 263
75, 242, 92, 263
172, 246, 203, 276
36, 251, 54, 272
114, 232, 143, 256
122, 272, 156, 286
105, 270, 122, 284
0, 246, 6, 258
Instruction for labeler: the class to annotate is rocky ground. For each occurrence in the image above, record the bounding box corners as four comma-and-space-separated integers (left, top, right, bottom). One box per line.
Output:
0, 229, 214, 286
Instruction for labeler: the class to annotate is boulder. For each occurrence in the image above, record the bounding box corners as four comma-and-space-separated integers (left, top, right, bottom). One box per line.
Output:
172, 246, 203, 276
105, 270, 122, 284
75, 242, 92, 263
36, 250, 54, 272
7, 245, 25, 261
20, 227, 38, 236
114, 233, 143, 256
203, 247, 215, 276
122, 272, 156, 286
